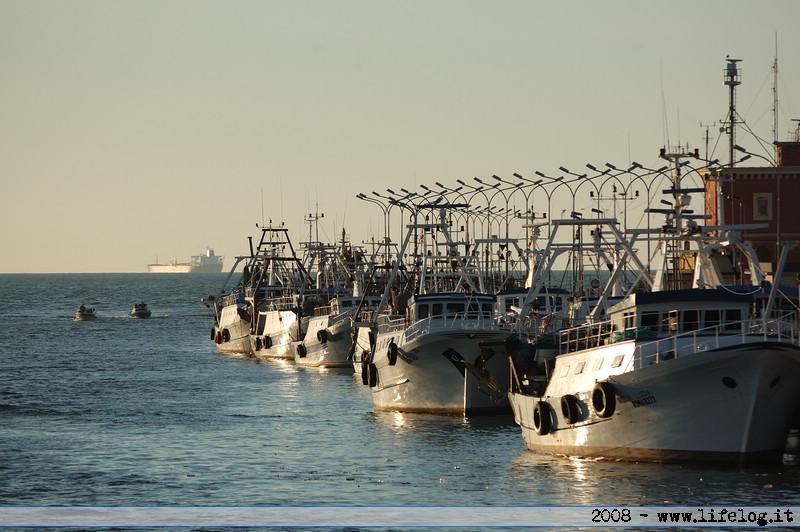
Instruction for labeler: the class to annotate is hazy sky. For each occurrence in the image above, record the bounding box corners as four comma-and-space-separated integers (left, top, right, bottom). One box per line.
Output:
2, 0, 798, 273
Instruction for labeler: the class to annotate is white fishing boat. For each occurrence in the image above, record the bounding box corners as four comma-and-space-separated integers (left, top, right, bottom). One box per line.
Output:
208, 223, 302, 356
356, 205, 520, 415
508, 148, 800, 464
248, 226, 312, 361
508, 286, 800, 464
296, 294, 382, 368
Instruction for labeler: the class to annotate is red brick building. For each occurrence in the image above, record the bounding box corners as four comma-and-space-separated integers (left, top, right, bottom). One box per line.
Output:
703, 141, 800, 281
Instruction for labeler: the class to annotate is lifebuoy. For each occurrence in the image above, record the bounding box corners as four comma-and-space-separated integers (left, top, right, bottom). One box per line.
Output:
222, 329, 230, 342
297, 344, 307, 358
317, 329, 328, 343
214, 331, 222, 344
263, 336, 272, 349
254, 337, 262, 351
387, 342, 398, 366
533, 401, 551, 435
560, 394, 580, 424
592, 382, 616, 418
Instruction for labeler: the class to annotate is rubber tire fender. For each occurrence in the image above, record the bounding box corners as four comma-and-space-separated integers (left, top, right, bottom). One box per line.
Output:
533, 400, 551, 436
560, 394, 580, 424
592, 382, 616, 418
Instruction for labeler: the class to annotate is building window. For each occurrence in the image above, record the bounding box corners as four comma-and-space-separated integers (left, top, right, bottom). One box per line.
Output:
753, 193, 772, 220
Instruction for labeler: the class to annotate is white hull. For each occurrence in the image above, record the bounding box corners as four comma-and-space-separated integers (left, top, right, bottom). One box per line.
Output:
294, 313, 354, 368
148, 264, 194, 273
365, 322, 513, 415
213, 300, 253, 355
149, 248, 224, 273
251, 309, 299, 360
148, 264, 223, 274
509, 340, 800, 463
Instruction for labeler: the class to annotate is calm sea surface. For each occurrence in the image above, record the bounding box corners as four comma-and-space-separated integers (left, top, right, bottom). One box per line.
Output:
2, 274, 800, 529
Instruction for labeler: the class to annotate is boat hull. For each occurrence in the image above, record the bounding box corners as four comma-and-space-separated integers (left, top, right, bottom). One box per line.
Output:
294, 313, 354, 368
366, 326, 513, 415
148, 263, 223, 274
509, 341, 800, 464
213, 300, 253, 355
251, 309, 299, 360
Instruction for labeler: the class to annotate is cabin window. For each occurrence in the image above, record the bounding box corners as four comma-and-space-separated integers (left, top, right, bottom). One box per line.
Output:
418, 305, 429, 320
574, 361, 586, 374
559, 365, 570, 377
661, 311, 678, 332
623, 312, 635, 330
502, 299, 514, 313
611, 354, 625, 368
482, 303, 493, 318
592, 358, 604, 371
724, 309, 742, 331
704, 309, 720, 329
683, 310, 699, 331
432, 303, 443, 317
447, 303, 464, 316
641, 311, 658, 329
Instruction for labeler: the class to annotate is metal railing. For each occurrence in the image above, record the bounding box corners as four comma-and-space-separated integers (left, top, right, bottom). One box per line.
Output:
625, 312, 800, 371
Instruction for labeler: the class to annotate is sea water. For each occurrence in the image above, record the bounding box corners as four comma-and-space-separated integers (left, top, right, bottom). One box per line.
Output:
1, 274, 800, 529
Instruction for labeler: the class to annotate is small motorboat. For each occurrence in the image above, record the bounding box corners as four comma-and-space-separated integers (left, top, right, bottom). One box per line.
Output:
75, 304, 97, 321
130, 302, 152, 319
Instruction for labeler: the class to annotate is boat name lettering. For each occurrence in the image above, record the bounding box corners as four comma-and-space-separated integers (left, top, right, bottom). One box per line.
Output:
622, 390, 657, 408
397, 348, 418, 364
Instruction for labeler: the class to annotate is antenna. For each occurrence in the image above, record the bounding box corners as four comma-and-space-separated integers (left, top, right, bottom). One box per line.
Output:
700, 121, 716, 161
773, 33, 779, 160
660, 61, 670, 150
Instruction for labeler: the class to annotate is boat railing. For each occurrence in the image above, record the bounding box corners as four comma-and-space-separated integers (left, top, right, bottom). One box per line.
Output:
404, 311, 498, 343
376, 313, 407, 334
559, 321, 614, 353
219, 292, 245, 308
262, 294, 298, 311
626, 311, 800, 371
313, 303, 334, 317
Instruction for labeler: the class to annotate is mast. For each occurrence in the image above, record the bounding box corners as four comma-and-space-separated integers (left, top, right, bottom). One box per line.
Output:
773, 35, 779, 161
722, 56, 741, 227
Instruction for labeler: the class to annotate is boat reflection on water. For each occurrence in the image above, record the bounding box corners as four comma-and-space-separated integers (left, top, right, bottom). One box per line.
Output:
509, 451, 800, 507
370, 410, 517, 435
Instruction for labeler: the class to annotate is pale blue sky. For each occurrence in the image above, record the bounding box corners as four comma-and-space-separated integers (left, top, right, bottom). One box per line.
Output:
1, 0, 798, 272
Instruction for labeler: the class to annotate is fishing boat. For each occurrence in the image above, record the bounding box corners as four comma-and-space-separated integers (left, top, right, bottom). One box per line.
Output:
74, 304, 97, 321
130, 302, 152, 318
508, 151, 800, 464
508, 285, 800, 464
292, 228, 381, 368
207, 223, 304, 357
356, 204, 521, 415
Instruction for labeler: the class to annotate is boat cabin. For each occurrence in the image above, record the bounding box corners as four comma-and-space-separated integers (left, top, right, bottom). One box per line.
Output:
410, 292, 496, 322
496, 287, 569, 317
606, 288, 754, 338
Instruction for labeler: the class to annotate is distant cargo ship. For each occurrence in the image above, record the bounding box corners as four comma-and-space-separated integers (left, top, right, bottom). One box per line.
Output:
147, 248, 224, 273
